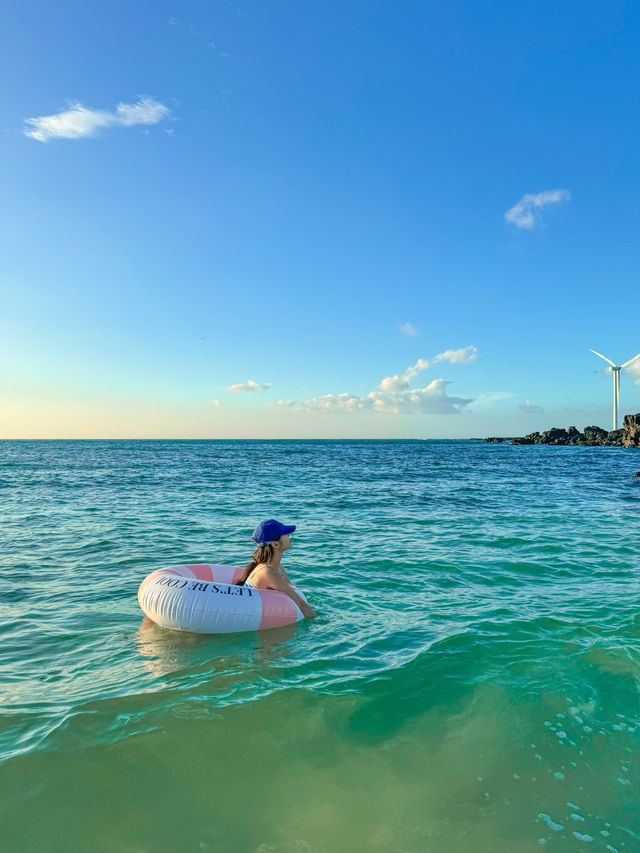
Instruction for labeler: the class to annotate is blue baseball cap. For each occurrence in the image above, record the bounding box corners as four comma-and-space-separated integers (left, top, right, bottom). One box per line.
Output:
252, 519, 296, 545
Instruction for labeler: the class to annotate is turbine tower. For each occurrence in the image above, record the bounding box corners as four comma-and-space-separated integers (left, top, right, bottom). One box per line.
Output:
589, 348, 640, 431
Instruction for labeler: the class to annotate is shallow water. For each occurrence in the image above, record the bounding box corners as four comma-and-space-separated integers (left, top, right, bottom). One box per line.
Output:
1, 439, 639, 852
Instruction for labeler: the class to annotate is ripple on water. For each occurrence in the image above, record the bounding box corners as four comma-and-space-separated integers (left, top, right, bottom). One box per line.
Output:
1, 440, 640, 852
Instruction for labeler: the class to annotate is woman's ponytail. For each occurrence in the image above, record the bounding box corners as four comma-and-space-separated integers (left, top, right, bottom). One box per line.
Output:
237, 544, 275, 586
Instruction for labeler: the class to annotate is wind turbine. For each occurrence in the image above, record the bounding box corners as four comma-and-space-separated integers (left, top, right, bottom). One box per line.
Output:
589, 348, 640, 431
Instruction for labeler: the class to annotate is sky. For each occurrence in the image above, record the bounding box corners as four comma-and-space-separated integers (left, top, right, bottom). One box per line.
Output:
2, 0, 640, 438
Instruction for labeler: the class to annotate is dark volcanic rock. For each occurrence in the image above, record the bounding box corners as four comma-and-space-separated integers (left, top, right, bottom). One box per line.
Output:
488, 412, 640, 448
605, 428, 624, 447
583, 426, 608, 445
566, 426, 586, 445
623, 414, 640, 448
513, 432, 540, 445
540, 428, 569, 445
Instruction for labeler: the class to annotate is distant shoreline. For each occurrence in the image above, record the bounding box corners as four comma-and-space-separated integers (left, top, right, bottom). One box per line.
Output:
486, 413, 640, 448
0, 437, 485, 443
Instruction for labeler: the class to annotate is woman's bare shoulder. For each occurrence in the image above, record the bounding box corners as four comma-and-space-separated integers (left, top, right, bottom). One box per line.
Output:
248, 563, 275, 585
251, 564, 286, 589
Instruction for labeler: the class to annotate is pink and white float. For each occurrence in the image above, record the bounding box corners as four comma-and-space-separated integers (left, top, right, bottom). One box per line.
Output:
138, 563, 308, 634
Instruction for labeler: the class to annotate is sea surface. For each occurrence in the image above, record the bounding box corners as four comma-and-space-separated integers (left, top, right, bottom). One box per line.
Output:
1, 439, 640, 853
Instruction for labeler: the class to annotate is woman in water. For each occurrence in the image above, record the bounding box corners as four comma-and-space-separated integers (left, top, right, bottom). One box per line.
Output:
237, 519, 316, 619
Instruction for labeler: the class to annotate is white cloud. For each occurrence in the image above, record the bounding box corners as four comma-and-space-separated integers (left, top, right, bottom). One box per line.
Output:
24, 97, 172, 143
212, 399, 223, 408
518, 400, 545, 414
282, 379, 472, 416
407, 357, 432, 376
379, 346, 477, 392
374, 380, 472, 415
379, 357, 430, 392
399, 322, 419, 337
504, 189, 570, 230
626, 359, 640, 386
226, 380, 272, 393
274, 348, 480, 416
433, 345, 478, 365
379, 373, 410, 393
294, 392, 374, 414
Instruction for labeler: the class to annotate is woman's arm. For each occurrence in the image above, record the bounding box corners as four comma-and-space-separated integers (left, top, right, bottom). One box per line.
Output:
261, 567, 316, 619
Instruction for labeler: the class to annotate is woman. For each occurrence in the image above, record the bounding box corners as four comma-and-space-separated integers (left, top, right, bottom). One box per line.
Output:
237, 519, 316, 620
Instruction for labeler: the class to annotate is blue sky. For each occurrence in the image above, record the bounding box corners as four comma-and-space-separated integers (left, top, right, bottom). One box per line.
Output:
2, 0, 639, 438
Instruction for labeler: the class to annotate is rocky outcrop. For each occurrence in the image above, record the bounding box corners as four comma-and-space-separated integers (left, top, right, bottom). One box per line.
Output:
512, 428, 580, 445
511, 435, 536, 445
605, 428, 624, 446
487, 413, 640, 447
583, 426, 608, 445
623, 414, 640, 448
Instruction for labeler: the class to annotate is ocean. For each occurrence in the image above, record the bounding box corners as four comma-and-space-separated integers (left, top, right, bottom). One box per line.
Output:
1, 439, 639, 853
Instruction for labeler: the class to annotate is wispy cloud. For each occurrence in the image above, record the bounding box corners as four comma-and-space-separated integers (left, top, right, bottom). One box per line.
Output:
627, 360, 640, 386
226, 380, 272, 393
24, 97, 172, 143
379, 346, 478, 393
467, 391, 513, 409
433, 346, 478, 365
399, 322, 419, 337
212, 399, 223, 408
505, 189, 570, 230
518, 400, 545, 414
167, 16, 229, 57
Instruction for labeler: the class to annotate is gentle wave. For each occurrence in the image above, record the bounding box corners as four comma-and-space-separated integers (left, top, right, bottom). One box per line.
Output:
1, 440, 639, 852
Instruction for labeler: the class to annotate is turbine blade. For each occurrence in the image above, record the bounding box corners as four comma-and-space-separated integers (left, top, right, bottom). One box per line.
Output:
621, 353, 640, 369
589, 348, 616, 367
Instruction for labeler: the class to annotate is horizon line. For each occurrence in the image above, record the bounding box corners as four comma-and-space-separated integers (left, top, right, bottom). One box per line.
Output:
0, 436, 486, 442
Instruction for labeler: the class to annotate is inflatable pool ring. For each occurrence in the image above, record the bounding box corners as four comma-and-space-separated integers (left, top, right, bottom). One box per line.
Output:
138, 563, 308, 634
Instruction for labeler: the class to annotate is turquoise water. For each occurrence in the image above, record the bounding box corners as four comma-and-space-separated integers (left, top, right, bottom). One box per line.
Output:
1, 439, 640, 853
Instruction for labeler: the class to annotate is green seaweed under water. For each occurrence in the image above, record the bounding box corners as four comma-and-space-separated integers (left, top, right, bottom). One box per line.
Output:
1, 440, 639, 852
